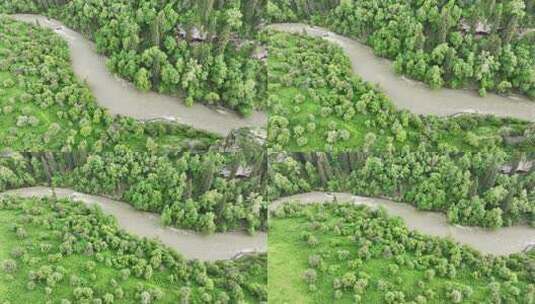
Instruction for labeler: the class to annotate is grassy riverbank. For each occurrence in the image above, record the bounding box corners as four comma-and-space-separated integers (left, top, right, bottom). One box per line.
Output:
267, 31, 533, 152
0, 0, 267, 115
0, 196, 267, 303
0, 16, 219, 152
269, 202, 534, 303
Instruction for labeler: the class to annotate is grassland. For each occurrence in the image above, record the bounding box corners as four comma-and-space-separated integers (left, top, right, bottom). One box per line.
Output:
267, 31, 532, 152
269, 202, 534, 303
0, 17, 218, 152
0, 195, 267, 303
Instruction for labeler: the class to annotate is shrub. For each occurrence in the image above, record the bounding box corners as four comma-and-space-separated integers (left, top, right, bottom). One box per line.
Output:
308, 255, 322, 268
26, 281, 36, 290
303, 269, 317, 283
424, 269, 435, 281
2, 259, 17, 273
449, 289, 462, 303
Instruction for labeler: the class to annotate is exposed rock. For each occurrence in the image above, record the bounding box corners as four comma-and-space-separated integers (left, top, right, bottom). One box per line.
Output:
503, 135, 527, 146
460, 20, 492, 36
181, 139, 207, 151
523, 242, 535, 253
253, 46, 268, 61
221, 165, 253, 178
231, 249, 261, 260
500, 159, 534, 174
214, 127, 266, 153
0, 151, 16, 158
144, 116, 177, 123
176, 25, 209, 42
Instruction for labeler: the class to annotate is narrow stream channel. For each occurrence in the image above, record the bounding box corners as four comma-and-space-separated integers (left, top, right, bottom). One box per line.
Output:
1, 187, 267, 261
270, 192, 535, 255
269, 23, 535, 121
9, 14, 267, 136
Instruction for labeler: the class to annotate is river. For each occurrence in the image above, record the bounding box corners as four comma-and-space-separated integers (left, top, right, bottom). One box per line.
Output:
269, 23, 535, 121
9, 14, 267, 136
1, 187, 267, 261
3, 187, 532, 258
270, 192, 535, 255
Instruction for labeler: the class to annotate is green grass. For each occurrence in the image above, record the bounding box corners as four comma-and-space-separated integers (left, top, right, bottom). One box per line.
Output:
0, 206, 178, 303
269, 203, 532, 303
0, 196, 267, 303
0, 17, 219, 152
267, 31, 532, 152
268, 216, 311, 304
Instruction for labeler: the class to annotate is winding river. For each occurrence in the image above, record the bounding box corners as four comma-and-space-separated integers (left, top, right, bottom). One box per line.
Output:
1, 187, 267, 261
9, 14, 267, 136
269, 23, 535, 121
270, 192, 535, 255
2, 187, 533, 258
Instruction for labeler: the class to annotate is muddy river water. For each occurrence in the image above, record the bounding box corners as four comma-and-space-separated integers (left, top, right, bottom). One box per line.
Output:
10, 14, 267, 136
271, 192, 535, 255
2, 187, 533, 258
1, 187, 267, 261
269, 23, 535, 121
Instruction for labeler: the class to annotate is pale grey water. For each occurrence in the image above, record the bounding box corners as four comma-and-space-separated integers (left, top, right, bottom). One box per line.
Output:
9, 14, 267, 136
1, 187, 267, 261
269, 23, 535, 121
271, 192, 535, 255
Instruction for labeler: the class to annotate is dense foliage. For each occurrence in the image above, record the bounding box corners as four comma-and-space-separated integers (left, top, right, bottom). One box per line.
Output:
266, 30, 534, 151
0, 149, 268, 234
0, 153, 37, 191
0, 195, 267, 303
269, 151, 535, 228
58, 149, 268, 234
270, 202, 535, 303
1, 0, 267, 115
267, 0, 535, 99
0, 17, 219, 152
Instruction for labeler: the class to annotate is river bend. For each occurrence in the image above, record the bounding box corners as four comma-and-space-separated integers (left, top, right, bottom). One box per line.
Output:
269, 23, 535, 121
3, 187, 532, 258
1, 187, 267, 261
271, 192, 535, 255
9, 14, 267, 136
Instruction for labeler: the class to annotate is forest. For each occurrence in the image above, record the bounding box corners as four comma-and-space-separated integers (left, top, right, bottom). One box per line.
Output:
0, 16, 219, 152
0, 149, 268, 234
268, 150, 535, 229
1, 0, 267, 115
269, 201, 535, 303
266, 0, 535, 99
0, 195, 267, 303
266, 30, 535, 151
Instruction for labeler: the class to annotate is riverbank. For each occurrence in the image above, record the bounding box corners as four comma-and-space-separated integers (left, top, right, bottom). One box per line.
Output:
271, 192, 535, 255
1, 187, 267, 261
269, 23, 535, 121
10, 14, 267, 136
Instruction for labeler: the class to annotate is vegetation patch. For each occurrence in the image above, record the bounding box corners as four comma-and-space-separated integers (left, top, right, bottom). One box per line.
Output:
269, 202, 534, 303
1, 150, 268, 234
269, 151, 535, 229
266, 0, 535, 99
0, 17, 219, 152
1, 0, 267, 115
0, 195, 266, 303
266, 31, 533, 152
